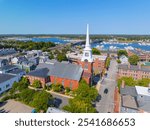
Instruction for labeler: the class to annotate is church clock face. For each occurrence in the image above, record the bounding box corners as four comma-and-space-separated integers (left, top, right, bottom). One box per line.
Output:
85, 52, 89, 57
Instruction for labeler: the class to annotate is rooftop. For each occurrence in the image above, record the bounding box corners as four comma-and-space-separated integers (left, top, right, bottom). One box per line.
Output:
135, 86, 150, 97
0, 49, 17, 56
122, 95, 138, 109
0, 65, 18, 71
50, 62, 83, 81
120, 87, 138, 97
46, 107, 68, 113
118, 64, 150, 72
30, 62, 83, 81
27, 68, 49, 78
7, 69, 25, 75
0, 73, 16, 83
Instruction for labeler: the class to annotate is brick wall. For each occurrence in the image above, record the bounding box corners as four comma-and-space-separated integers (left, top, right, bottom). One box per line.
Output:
50, 76, 79, 90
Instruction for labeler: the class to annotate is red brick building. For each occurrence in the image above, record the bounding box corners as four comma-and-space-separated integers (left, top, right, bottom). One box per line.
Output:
26, 24, 103, 90
118, 64, 150, 80
127, 50, 150, 62
26, 62, 83, 90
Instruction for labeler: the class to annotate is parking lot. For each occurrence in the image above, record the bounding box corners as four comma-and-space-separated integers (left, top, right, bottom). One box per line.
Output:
0, 100, 33, 113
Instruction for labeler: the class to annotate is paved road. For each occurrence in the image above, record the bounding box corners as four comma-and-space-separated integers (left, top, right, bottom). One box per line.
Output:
50, 93, 69, 109
96, 59, 118, 113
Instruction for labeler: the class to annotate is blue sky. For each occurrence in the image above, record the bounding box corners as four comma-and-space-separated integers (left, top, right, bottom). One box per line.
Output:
0, 0, 150, 34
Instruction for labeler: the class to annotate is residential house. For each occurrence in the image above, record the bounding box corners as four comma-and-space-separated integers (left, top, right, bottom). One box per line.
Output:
119, 55, 128, 64
0, 73, 18, 94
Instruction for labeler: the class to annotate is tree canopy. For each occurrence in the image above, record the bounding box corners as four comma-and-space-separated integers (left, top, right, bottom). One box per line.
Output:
92, 48, 101, 55
30, 91, 53, 112
118, 77, 150, 90
117, 50, 128, 57
63, 80, 98, 113
32, 80, 42, 88
128, 55, 139, 65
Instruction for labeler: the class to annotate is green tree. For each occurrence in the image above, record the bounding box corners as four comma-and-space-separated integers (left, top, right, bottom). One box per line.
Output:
75, 80, 98, 103
105, 57, 111, 69
118, 77, 136, 89
63, 98, 96, 113
52, 84, 63, 92
117, 50, 128, 57
92, 48, 101, 55
57, 53, 68, 62
128, 55, 139, 65
117, 59, 121, 64
63, 80, 98, 113
49, 52, 54, 59
137, 78, 150, 87
19, 89, 35, 104
31, 91, 53, 112
32, 80, 42, 88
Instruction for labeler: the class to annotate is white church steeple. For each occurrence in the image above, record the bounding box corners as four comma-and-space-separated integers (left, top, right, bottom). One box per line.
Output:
81, 24, 93, 62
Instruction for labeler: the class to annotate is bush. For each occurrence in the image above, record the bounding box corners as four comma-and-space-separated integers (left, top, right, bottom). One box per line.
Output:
32, 80, 42, 88
117, 59, 121, 64
65, 87, 71, 93
52, 84, 63, 92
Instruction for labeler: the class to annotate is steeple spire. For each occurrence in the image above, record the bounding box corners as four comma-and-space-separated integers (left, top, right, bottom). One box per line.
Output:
81, 24, 93, 62
85, 24, 90, 48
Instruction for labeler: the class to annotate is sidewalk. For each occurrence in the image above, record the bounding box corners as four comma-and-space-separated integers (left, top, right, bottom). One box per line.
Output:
28, 86, 73, 99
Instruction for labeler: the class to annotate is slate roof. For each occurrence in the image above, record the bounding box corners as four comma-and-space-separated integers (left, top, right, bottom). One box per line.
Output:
31, 62, 83, 81
27, 68, 49, 78
139, 103, 150, 113
118, 64, 150, 72
0, 49, 16, 56
0, 65, 18, 71
122, 95, 138, 109
130, 50, 141, 56
0, 73, 16, 83
50, 62, 83, 81
120, 87, 138, 97
7, 69, 25, 75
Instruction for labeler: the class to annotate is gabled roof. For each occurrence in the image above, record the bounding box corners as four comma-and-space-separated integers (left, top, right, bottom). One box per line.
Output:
29, 62, 83, 81
50, 62, 83, 81
118, 64, 150, 72
120, 87, 138, 97
0, 73, 16, 83
122, 95, 138, 109
27, 68, 49, 78
0, 65, 18, 71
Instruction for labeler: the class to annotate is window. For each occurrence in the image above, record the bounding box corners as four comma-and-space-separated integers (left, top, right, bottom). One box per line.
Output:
85, 52, 89, 57
6, 84, 10, 88
70, 82, 73, 89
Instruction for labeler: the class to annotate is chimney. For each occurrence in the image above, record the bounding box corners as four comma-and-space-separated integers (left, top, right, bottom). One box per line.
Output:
121, 80, 125, 88
128, 63, 130, 69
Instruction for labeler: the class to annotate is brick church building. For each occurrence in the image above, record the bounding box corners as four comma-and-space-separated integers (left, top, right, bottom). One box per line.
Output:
26, 25, 94, 90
